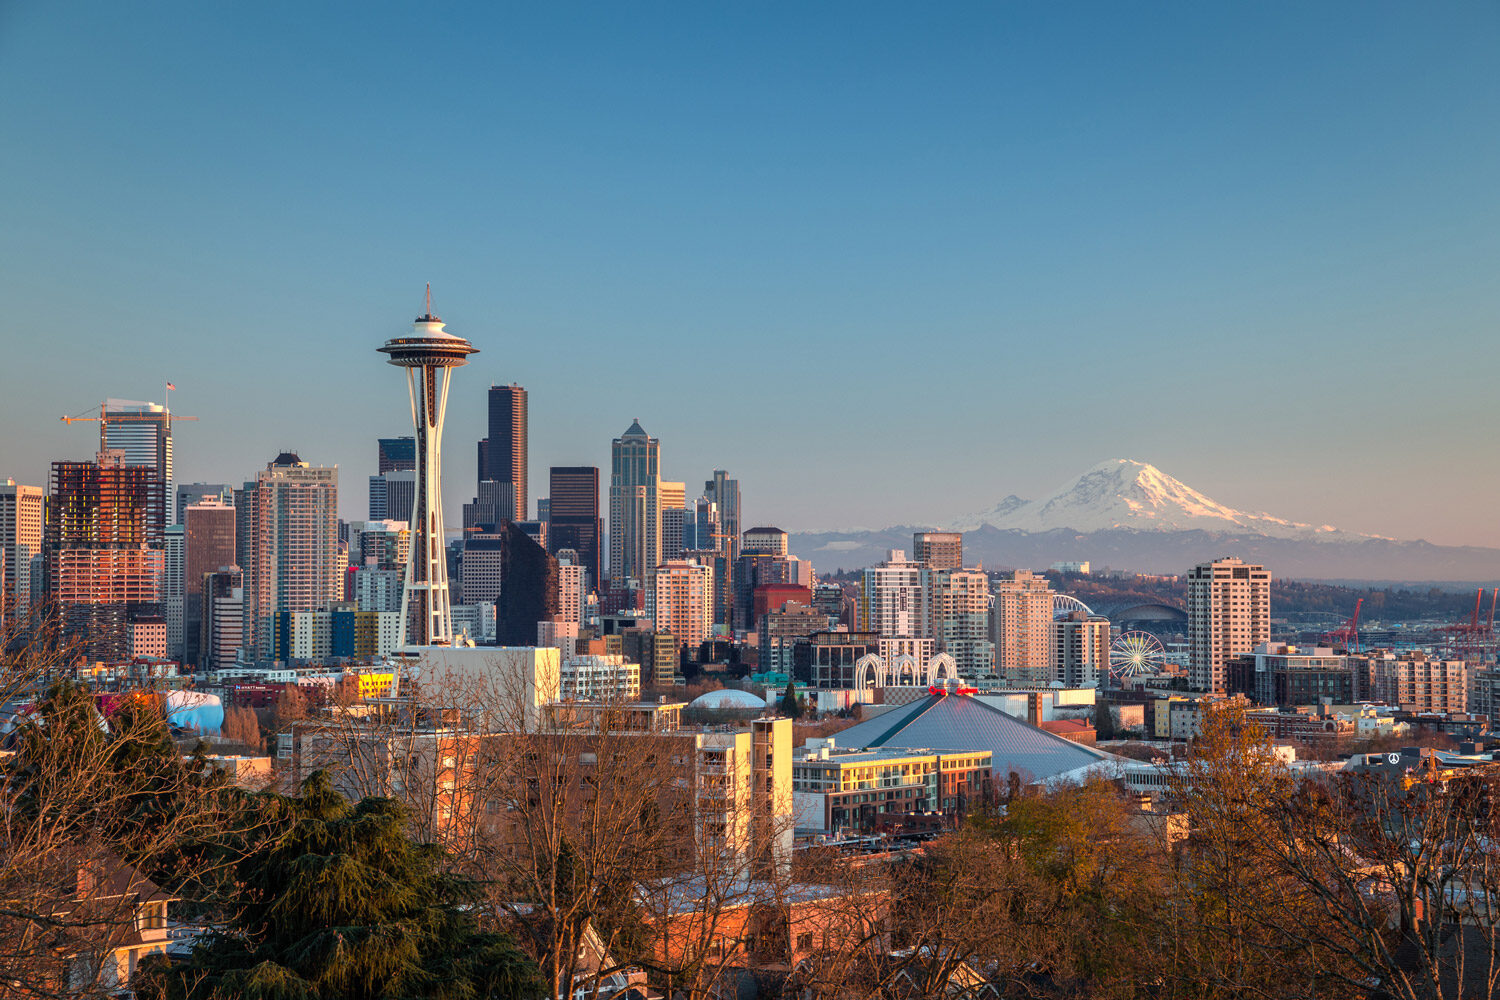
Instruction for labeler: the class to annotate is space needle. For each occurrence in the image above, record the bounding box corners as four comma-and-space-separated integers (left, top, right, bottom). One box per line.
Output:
378, 286, 478, 648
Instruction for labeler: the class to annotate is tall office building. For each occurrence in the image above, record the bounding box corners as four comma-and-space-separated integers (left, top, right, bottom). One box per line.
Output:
47, 451, 164, 661
183, 498, 236, 666
857, 549, 930, 640
992, 569, 1054, 685
1188, 557, 1271, 694
369, 469, 417, 522
685, 497, 720, 552
379, 298, 478, 647
101, 399, 173, 536
479, 384, 528, 520
462, 479, 515, 532
742, 526, 789, 557
377, 436, 416, 475
175, 483, 231, 526
660, 480, 687, 561
235, 453, 340, 661
0, 480, 44, 624
647, 559, 713, 653
705, 471, 741, 555
608, 421, 661, 585
457, 522, 560, 644
913, 532, 963, 571
930, 568, 993, 678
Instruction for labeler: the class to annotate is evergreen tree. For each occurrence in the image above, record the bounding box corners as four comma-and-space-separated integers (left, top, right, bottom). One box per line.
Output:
780, 680, 803, 719
139, 771, 541, 1000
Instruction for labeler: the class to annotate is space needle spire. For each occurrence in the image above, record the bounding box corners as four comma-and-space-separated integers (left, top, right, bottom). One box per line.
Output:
378, 287, 478, 648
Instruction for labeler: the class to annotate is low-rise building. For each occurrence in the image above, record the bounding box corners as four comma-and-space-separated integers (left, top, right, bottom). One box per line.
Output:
559, 654, 642, 702
791, 740, 991, 834
1251, 643, 1355, 706
1360, 650, 1470, 714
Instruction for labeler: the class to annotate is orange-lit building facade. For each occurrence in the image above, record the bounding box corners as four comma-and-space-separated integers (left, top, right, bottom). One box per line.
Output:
47, 452, 164, 661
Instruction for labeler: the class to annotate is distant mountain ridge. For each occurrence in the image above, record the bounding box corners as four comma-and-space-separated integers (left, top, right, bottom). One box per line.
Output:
948, 459, 1383, 541
788, 460, 1500, 582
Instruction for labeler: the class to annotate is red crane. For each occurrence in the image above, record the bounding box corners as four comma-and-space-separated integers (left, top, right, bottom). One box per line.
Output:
1437, 588, 1499, 662
1320, 598, 1363, 653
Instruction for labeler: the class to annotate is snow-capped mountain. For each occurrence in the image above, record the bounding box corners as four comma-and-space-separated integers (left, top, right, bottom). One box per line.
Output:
948, 459, 1370, 541
788, 459, 1500, 580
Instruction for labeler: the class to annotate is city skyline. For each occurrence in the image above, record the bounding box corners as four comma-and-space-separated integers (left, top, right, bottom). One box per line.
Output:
2, 4, 1497, 545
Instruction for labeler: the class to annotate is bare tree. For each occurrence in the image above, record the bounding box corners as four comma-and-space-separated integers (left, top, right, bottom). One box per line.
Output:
0, 605, 265, 999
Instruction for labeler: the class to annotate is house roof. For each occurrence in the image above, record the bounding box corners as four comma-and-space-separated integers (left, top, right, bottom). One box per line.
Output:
831, 693, 1118, 784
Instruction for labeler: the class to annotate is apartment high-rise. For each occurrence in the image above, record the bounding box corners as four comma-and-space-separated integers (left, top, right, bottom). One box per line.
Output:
647, 559, 713, 653
162, 525, 184, 659
548, 466, 601, 593
991, 569, 1054, 685
183, 498, 236, 666
609, 421, 660, 585
1187, 557, 1271, 694
857, 550, 930, 640
913, 532, 964, 572
47, 451, 165, 661
556, 550, 585, 626
201, 567, 243, 669
1053, 611, 1110, 687
0, 480, 44, 624
479, 384, 528, 520
235, 453, 340, 661
930, 568, 993, 678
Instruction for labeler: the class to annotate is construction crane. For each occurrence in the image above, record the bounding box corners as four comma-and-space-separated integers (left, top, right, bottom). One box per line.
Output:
60, 398, 197, 455
1436, 588, 1499, 663
1320, 597, 1362, 653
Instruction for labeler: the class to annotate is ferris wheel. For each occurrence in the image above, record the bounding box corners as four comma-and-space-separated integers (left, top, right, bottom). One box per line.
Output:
1108, 631, 1166, 682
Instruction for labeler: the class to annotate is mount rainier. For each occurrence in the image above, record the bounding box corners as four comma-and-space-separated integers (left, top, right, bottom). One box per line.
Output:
788, 459, 1499, 582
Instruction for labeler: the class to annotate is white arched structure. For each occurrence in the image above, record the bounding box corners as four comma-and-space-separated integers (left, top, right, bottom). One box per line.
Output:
854, 651, 962, 689
1053, 594, 1094, 619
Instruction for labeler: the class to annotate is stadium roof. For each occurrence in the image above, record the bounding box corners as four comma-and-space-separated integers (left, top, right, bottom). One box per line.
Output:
830, 692, 1118, 785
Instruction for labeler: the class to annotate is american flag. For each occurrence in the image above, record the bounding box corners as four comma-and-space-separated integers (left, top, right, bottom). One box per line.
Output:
166, 382, 176, 390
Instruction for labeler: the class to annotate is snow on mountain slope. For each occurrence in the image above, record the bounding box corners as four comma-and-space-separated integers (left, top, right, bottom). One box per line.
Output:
948, 460, 1378, 541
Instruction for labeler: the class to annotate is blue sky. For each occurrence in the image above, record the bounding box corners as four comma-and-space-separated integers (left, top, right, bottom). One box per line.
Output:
1, 2, 1496, 545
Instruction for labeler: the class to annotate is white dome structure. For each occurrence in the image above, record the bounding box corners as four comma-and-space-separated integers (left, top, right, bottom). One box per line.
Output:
688, 689, 767, 711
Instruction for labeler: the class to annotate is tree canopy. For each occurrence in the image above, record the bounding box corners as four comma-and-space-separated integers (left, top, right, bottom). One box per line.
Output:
140, 771, 541, 1000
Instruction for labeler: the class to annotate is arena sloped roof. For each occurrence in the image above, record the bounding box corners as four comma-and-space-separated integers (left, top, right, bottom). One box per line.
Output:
829, 692, 1119, 785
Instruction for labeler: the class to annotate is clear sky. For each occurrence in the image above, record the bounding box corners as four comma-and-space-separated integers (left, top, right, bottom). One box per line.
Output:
1, 3, 1496, 545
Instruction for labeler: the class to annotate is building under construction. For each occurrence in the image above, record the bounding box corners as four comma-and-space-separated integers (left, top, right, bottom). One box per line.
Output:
46, 450, 165, 662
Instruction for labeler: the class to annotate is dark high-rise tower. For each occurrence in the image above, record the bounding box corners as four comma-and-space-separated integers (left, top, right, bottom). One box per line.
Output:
377, 437, 416, 475
480, 384, 528, 521
547, 466, 601, 592
705, 470, 741, 555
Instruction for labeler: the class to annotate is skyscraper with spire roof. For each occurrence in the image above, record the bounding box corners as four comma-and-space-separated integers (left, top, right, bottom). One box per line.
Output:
608, 420, 660, 586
